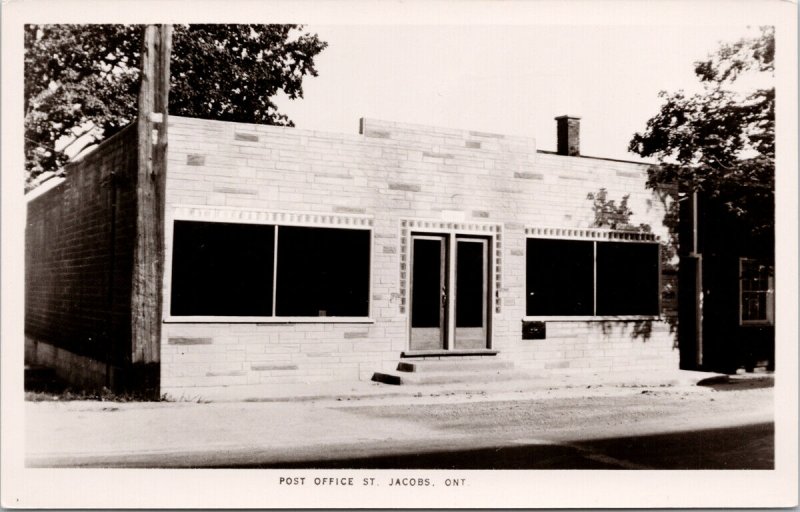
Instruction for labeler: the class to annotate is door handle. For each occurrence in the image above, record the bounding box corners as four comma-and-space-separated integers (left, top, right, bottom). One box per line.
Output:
441, 287, 447, 308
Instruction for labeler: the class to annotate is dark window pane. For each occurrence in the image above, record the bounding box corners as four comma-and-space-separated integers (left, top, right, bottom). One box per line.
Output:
170, 221, 274, 316
596, 242, 659, 315
411, 238, 443, 328
526, 239, 594, 316
456, 240, 485, 328
740, 259, 773, 322
275, 227, 370, 317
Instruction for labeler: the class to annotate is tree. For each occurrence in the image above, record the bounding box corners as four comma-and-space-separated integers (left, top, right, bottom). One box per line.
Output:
629, 26, 774, 238
24, 24, 327, 188
586, 188, 652, 233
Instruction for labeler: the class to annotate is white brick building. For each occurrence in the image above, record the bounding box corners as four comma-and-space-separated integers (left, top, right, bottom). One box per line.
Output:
26, 114, 680, 399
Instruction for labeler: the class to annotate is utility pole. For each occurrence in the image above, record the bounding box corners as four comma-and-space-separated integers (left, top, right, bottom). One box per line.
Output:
131, 24, 172, 396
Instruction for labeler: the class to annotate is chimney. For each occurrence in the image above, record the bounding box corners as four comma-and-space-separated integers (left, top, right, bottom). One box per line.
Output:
555, 115, 581, 156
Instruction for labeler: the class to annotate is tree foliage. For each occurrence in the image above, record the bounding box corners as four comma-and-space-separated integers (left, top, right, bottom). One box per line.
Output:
629, 27, 774, 237
587, 188, 651, 233
24, 24, 327, 187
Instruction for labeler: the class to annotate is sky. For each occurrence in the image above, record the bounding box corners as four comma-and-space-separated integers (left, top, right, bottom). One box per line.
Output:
274, 24, 763, 162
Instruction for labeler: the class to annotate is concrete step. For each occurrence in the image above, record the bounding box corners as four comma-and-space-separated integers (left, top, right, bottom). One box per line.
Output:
396, 359, 514, 373
372, 368, 532, 386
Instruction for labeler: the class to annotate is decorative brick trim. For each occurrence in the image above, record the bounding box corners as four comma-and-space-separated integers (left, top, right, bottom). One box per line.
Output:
186, 154, 205, 166
422, 151, 454, 159
213, 186, 258, 195
514, 172, 544, 180
234, 132, 259, 142
495, 228, 503, 313
525, 226, 659, 242
398, 219, 503, 315
469, 130, 504, 139
364, 129, 390, 139
172, 205, 374, 229
389, 182, 422, 192
251, 364, 298, 371
401, 219, 501, 233
168, 337, 213, 345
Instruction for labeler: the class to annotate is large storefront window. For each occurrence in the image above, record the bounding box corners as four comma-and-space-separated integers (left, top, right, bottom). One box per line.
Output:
526, 237, 660, 317
170, 221, 275, 316
526, 238, 594, 316
170, 220, 371, 318
275, 226, 371, 317
596, 242, 660, 316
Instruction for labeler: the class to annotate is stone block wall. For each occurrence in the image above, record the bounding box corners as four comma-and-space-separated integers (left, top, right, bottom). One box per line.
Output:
161, 116, 678, 397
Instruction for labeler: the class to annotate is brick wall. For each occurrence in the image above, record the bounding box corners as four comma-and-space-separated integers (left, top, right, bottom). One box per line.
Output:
161, 116, 679, 397
25, 125, 138, 388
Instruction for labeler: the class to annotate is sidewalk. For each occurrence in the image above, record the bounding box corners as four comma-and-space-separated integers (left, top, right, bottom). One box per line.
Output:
25, 368, 773, 468
162, 368, 741, 403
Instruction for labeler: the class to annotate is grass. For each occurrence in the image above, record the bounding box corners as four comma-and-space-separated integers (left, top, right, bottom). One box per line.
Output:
25, 387, 169, 402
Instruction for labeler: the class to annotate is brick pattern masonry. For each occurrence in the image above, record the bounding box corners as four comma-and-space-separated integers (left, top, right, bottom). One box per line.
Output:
159, 116, 679, 397
26, 126, 138, 378
25, 116, 679, 397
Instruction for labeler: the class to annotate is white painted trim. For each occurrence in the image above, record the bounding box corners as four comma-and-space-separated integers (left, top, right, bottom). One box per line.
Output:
453, 237, 490, 349
408, 234, 447, 350
446, 232, 456, 350
271, 227, 279, 317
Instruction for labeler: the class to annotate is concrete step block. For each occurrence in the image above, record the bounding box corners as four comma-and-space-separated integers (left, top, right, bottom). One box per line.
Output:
396, 359, 514, 373
371, 368, 532, 386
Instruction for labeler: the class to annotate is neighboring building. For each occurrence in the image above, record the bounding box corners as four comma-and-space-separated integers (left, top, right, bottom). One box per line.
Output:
678, 191, 775, 373
25, 115, 680, 399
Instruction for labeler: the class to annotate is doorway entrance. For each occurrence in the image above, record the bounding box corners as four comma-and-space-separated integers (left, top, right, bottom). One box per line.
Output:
409, 233, 490, 351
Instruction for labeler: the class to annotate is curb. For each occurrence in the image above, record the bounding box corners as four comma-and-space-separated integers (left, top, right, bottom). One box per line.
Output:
197, 370, 735, 404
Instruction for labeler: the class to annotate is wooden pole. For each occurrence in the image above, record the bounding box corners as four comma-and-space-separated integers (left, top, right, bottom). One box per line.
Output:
131, 25, 171, 393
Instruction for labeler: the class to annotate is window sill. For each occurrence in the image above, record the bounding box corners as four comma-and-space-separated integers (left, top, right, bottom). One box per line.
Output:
523, 315, 661, 322
402, 349, 499, 358
163, 316, 376, 324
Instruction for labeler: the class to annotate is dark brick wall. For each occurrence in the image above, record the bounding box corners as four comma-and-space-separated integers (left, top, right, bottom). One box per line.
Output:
26, 125, 138, 373
555, 116, 580, 156
678, 191, 775, 372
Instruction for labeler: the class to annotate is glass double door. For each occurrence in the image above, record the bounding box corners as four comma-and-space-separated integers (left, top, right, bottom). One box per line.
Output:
409, 234, 489, 351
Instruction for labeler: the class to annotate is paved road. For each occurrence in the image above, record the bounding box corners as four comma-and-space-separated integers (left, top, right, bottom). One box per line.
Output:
26, 378, 773, 469
244, 422, 773, 469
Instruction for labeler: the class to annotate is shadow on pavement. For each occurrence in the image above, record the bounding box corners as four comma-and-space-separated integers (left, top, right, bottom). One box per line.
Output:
697, 375, 774, 391
224, 422, 773, 470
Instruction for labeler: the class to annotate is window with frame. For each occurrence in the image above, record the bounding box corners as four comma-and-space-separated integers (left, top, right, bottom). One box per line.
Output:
740, 258, 774, 326
170, 220, 371, 318
526, 237, 660, 317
